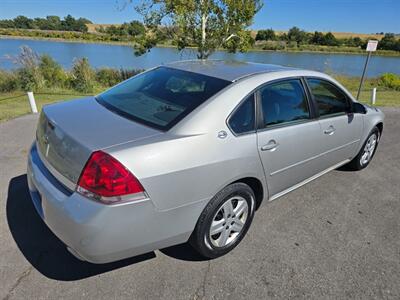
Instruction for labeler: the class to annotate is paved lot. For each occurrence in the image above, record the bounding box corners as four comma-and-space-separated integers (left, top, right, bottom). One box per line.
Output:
0, 108, 399, 300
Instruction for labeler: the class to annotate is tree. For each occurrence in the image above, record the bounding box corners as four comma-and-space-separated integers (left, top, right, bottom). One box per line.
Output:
127, 20, 145, 36
45, 16, 62, 30
310, 31, 339, 46
311, 31, 324, 45
287, 26, 308, 44
379, 33, 400, 51
129, 0, 263, 59
13, 15, 34, 29
0, 19, 15, 28
256, 29, 276, 41
322, 32, 339, 46
349, 37, 362, 47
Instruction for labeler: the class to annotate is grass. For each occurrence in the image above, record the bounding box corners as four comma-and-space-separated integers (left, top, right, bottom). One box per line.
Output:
333, 75, 400, 106
0, 90, 94, 122
0, 78, 398, 123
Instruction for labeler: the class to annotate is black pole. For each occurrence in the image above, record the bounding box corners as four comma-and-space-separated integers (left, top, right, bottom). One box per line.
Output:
356, 51, 372, 100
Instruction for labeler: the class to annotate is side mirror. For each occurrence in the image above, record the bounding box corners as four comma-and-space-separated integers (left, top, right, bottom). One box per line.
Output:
352, 102, 367, 114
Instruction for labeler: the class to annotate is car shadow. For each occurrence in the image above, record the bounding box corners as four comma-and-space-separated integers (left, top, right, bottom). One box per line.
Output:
6, 175, 206, 281
160, 243, 209, 262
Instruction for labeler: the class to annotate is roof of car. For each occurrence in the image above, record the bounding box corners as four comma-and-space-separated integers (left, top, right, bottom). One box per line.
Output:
164, 60, 295, 82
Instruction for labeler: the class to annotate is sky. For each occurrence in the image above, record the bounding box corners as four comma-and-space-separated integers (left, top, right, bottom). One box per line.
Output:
0, 0, 399, 34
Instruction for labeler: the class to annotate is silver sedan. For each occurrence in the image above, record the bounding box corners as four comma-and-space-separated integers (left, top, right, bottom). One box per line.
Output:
27, 60, 384, 263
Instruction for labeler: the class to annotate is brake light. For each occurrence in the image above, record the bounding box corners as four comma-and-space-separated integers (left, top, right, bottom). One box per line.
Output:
77, 151, 145, 203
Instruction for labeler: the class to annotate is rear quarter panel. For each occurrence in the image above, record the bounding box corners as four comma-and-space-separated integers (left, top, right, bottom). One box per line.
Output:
106, 131, 264, 211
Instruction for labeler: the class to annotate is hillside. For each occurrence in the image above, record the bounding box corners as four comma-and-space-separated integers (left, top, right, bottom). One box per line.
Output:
86, 23, 118, 33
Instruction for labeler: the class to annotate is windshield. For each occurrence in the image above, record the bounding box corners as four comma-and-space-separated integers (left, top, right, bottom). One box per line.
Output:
96, 67, 231, 130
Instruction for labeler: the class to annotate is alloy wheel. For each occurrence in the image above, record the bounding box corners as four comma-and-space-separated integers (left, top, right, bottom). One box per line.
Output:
208, 196, 249, 248
360, 133, 378, 166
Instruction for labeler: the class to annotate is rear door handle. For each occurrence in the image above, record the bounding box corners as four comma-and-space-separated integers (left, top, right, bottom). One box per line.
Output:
324, 125, 336, 135
261, 140, 279, 151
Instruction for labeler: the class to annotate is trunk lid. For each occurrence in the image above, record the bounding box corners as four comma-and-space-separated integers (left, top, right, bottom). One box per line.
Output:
36, 97, 161, 185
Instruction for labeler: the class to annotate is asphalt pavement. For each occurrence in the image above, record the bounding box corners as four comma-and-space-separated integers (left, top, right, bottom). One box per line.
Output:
0, 108, 399, 299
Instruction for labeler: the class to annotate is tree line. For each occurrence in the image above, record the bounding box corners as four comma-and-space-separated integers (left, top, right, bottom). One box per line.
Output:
96, 21, 145, 37
0, 15, 92, 32
256, 27, 400, 51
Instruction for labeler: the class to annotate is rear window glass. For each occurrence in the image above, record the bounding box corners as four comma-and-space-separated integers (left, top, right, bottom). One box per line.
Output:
96, 67, 231, 130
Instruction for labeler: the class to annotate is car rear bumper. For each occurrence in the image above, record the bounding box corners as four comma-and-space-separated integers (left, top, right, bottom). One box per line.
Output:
27, 143, 202, 264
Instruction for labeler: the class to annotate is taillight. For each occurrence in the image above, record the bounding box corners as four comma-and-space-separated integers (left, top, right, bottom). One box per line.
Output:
77, 151, 146, 204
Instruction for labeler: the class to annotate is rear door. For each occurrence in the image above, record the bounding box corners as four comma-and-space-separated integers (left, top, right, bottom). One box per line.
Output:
305, 78, 363, 169
256, 78, 324, 198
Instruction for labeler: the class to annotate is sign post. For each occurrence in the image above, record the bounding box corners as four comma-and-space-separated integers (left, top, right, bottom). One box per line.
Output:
356, 40, 378, 100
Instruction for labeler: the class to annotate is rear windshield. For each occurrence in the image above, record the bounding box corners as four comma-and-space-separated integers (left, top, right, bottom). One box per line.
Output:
96, 67, 231, 130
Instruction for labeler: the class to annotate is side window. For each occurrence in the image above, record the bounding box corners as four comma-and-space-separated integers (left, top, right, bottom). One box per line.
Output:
307, 79, 350, 117
228, 94, 255, 134
260, 79, 310, 127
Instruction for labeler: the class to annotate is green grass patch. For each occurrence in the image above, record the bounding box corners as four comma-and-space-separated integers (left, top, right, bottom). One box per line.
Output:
0, 89, 98, 122
332, 75, 400, 106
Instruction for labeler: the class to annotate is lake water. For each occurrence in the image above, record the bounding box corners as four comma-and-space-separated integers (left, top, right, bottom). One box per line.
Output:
1, 38, 400, 77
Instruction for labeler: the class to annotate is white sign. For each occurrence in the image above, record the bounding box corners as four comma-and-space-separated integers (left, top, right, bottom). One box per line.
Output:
366, 40, 378, 52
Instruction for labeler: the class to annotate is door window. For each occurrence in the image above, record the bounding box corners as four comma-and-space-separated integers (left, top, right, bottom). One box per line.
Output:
259, 79, 310, 128
307, 79, 350, 117
228, 94, 255, 134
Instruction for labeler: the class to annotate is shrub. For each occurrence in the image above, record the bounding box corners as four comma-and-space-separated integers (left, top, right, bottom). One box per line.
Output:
39, 55, 68, 88
379, 73, 400, 91
70, 58, 95, 92
256, 29, 276, 41
118, 68, 143, 80
95, 68, 122, 87
261, 40, 286, 51
0, 70, 19, 92
13, 46, 44, 91
95, 68, 143, 87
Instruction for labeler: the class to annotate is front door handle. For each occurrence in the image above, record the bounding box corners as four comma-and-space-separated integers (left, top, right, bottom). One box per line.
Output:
324, 125, 336, 135
261, 140, 279, 151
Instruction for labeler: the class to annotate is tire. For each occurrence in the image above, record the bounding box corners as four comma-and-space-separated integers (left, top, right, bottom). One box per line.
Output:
190, 182, 256, 259
346, 126, 380, 171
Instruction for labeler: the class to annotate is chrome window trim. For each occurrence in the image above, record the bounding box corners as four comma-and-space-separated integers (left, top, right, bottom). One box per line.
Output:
256, 77, 313, 131
226, 76, 313, 137
305, 77, 353, 118
226, 92, 257, 137
255, 118, 318, 134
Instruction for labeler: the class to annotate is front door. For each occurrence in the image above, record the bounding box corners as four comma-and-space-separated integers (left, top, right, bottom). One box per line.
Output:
306, 78, 363, 169
256, 78, 324, 198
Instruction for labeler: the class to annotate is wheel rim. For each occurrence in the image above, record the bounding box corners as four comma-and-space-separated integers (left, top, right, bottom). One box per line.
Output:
208, 196, 249, 248
360, 133, 378, 166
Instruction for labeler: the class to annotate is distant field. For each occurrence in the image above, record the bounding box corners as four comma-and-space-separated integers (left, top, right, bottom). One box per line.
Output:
86, 23, 118, 33
331, 32, 384, 40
